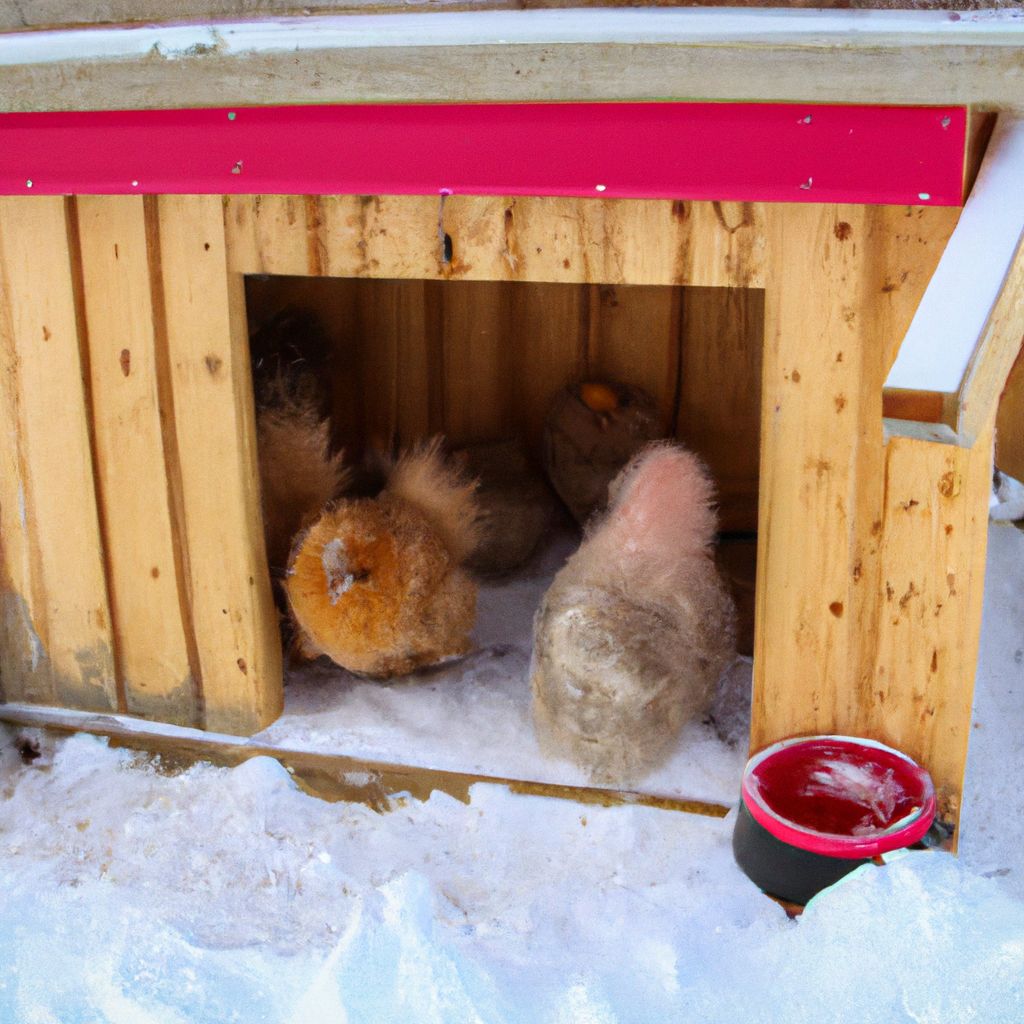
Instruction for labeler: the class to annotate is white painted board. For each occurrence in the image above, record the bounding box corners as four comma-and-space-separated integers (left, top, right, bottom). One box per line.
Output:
886, 116, 1024, 396
0, 8, 1022, 68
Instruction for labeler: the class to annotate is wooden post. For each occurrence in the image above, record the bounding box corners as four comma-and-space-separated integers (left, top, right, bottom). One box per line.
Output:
753, 201, 988, 831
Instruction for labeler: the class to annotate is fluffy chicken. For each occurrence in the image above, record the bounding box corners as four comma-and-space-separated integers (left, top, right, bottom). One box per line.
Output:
531, 442, 737, 785
257, 400, 347, 580
285, 440, 482, 678
457, 439, 557, 577
251, 308, 347, 580
543, 380, 661, 525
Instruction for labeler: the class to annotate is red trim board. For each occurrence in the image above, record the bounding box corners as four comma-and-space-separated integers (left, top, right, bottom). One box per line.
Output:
0, 103, 967, 205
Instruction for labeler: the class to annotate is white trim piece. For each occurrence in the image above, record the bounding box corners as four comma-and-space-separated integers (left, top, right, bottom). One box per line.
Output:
885, 116, 1024, 396
0, 8, 1023, 67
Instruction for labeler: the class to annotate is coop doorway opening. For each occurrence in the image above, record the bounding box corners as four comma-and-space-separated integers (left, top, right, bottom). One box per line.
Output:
244, 273, 763, 802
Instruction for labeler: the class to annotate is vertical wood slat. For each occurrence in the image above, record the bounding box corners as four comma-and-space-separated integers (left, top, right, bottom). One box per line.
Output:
354, 278, 434, 449
0, 197, 117, 711
439, 280, 511, 446
156, 195, 282, 734
585, 283, 680, 427
242, 277, 620, 448
677, 287, 764, 534
752, 201, 982, 829
506, 282, 587, 452
860, 427, 993, 826
75, 195, 197, 725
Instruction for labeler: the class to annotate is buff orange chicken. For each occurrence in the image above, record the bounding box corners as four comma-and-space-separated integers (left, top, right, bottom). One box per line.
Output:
285, 440, 482, 678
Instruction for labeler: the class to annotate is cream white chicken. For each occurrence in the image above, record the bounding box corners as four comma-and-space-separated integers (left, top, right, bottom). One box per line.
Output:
531, 443, 737, 785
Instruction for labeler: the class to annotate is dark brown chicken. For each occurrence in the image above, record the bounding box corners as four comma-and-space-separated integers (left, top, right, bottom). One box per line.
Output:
251, 307, 347, 580
542, 380, 661, 525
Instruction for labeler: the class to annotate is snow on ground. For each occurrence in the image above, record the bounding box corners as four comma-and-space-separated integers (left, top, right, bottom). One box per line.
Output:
959, 521, 1024, 899
0, 523, 1020, 1022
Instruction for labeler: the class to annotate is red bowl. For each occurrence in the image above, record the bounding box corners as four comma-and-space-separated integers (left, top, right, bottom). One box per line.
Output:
733, 735, 937, 904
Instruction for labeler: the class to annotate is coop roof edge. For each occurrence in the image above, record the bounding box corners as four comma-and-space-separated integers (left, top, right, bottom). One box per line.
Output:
0, 102, 971, 205
0, 8, 1023, 113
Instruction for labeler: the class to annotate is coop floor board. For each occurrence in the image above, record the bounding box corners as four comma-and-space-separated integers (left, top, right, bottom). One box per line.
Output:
0, 533, 752, 813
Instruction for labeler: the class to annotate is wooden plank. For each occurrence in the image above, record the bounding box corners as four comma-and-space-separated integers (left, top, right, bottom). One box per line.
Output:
75, 195, 197, 725
677, 286, 763, 534
0, 196, 116, 711
0, 206, 52, 705
0, 701, 731, 820
226, 195, 766, 290
507, 281, 586, 452
847, 205, 971, 832
354, 278, 435, 449
584, 283, 679, 427
440, 194, 770, 288
1, 11, 1023, 114
444, 196, 768, 289
438, 279, 513, 447
235, 194, 443, 279
155, 194, 282, 734
224, 194, 311, 278
885, 117, 1024, 446
996, 346, 1024, 480
882, 388, 946, 424
856, 426, 994, 828
955, 229, 1024, 446
753, 200, 981, 835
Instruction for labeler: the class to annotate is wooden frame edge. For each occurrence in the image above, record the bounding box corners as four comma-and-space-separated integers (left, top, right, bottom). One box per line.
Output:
1, 9, 1023, 113
0, 701, 732, 818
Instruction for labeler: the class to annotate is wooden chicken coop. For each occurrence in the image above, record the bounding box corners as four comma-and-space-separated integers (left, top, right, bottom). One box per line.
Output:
0, 5, 1023, 838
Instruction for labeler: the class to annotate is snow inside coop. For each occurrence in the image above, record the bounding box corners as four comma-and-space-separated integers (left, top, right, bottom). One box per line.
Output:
242, 268, 763, 801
